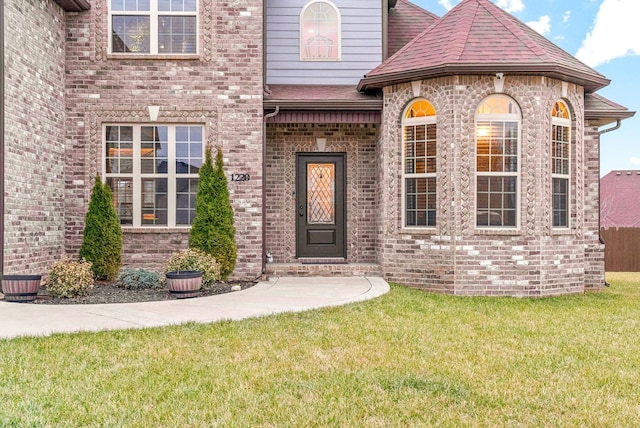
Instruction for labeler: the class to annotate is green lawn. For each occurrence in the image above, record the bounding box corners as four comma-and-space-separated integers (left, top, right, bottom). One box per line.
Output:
1, 273, 639, 427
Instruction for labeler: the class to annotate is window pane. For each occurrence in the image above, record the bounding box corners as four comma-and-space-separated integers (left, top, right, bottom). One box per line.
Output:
175, 126, 203, 174
158, 16, 197, 54
112, 16, 150, 53
107, 178, 133, 225
176, 178, 198, 225
476, 176, 517, 227
141, 178, 168, 226
405, 178, 436, 227
553, 177, 569, 227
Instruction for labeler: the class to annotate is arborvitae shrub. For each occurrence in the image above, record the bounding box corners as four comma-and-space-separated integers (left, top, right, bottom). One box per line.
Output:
189, 147, 237, 280
79, 176, 123, 281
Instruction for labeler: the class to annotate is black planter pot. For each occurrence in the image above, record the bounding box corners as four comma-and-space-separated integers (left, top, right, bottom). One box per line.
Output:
165, 270, 203, 299
2, 274, 42, 303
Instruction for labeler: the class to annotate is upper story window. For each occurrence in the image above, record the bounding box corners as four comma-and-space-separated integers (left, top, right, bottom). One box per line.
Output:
109, 0, 198, 55
104, 124, 203, 227
403, 100, 437, 227
475, 95, 521, 228
551, 101, 571, 228
300, 1, 341, 61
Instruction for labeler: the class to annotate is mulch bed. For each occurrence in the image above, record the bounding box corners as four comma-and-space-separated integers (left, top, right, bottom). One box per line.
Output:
19, 281, 257, 305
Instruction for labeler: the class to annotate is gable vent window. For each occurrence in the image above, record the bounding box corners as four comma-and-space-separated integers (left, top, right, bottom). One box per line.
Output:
109, 0, 198, 55
300, 1, 341, 61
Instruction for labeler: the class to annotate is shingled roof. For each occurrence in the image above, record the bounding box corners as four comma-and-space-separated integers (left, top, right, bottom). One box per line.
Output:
585, 93, 635, 127
359, 0, 610, 92
601, 171, 640, 228
387, 0, 439, 57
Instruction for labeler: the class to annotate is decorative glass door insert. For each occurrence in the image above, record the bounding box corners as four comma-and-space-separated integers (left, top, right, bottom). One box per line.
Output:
307, 163, 335, 225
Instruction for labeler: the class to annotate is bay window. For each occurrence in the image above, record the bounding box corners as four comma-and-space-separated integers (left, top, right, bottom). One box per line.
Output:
105, 124, 203, 227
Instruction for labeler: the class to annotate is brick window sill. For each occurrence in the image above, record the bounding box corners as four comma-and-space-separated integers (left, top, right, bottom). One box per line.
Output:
122, 228, 191, 234
400, 227, 437, 235
474, 228, 522, 236
107, 54, 201, 61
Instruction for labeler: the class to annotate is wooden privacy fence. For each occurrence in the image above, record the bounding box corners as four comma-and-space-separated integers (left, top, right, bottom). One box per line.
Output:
601, 228, 640, 272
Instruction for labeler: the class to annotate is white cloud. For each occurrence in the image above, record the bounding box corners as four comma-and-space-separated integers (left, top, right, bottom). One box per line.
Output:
631, 157, 640, 165
576, 0, 640, 67
526, 15, 551, 36
563, 10, 571, 23
438, 0, 455, 10
494, 0, 525, 13
437, 0, 524, 13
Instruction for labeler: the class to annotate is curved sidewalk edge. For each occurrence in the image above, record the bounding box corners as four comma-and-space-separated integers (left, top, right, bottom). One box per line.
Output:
0, 276, 390, 340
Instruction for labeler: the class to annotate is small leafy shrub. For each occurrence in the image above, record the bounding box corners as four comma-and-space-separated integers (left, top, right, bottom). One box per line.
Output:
164, 248, 221, 288
114, 269, 162, 290
44, 259, 94, 298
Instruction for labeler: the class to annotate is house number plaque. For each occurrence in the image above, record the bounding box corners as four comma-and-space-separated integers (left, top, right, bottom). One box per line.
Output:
231, 173, 250, 182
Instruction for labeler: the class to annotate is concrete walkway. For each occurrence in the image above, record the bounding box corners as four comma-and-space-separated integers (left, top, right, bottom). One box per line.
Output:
0, 276, 389, 340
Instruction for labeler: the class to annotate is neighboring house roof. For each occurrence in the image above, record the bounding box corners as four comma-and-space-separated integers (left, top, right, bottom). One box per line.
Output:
585, 93, 635, 127
359, 0, 610, 92
54, 0, 90, 11
387, 0, 439, 57
601, 171, 640, 228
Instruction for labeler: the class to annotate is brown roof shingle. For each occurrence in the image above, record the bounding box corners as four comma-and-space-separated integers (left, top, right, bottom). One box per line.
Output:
387, 0, 439, 57
360, 0, 610, 92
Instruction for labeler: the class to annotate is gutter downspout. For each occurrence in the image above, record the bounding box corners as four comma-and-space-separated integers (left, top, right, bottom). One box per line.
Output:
597, 120, 622, 286
262, 106, 280, 279
1, 0, 5, 281
597, 120, 622, 245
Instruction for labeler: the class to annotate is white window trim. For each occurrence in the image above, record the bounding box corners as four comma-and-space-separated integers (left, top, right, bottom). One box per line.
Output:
474, 96, 522, 230
299, 0, 342, 62
103, 124, 203, 228
107, 1, 199, 55
551, 105, 572, 229
401, 102, 437, 230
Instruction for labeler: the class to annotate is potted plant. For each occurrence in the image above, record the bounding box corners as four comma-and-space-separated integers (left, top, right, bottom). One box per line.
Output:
163, 248, 221, 298
1, 274, 42, 303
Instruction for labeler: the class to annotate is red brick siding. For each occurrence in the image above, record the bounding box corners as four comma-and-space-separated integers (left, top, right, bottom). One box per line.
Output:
3, 0, 67, 275
63, 1, 264, 279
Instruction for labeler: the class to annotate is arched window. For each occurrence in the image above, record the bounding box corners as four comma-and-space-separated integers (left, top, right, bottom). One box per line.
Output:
551, 101, 571, 228
475, 95, 521, 228
300, 1, 341, 61
403, 99, 437, 227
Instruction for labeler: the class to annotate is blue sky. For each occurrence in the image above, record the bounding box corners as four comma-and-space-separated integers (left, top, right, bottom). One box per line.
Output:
411, 0, 639, 176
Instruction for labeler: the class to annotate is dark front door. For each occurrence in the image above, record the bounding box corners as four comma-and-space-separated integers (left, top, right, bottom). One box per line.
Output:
296, 153, 346, 258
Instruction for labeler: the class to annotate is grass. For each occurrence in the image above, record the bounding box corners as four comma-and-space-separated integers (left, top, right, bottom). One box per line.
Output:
1, 273, 640, 427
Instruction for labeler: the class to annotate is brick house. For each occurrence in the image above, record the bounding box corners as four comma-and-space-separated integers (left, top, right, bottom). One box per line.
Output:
2, 0, 634, 296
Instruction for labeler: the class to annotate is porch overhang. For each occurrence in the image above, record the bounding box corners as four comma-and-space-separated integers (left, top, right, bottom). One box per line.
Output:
264, 84, 382, 123
54, 0, 91, 12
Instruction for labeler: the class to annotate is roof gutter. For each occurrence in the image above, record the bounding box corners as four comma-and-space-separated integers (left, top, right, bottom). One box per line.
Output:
263, 99, 383, 111
358, 64, 611, 93
262, 106, 280, 279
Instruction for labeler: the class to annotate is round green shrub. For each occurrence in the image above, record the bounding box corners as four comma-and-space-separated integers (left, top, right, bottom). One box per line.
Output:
163, 248, 221, 288
44, 259, 94, 298
114, 269, 162, 290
